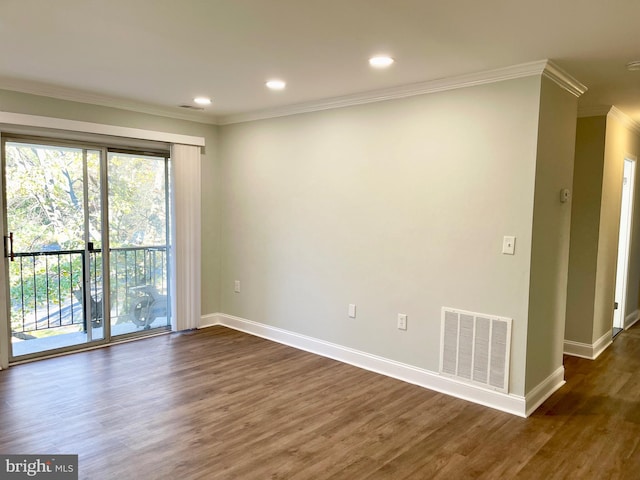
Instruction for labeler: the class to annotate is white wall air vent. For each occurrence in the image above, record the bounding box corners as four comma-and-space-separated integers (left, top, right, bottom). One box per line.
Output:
439, 307, 512, 393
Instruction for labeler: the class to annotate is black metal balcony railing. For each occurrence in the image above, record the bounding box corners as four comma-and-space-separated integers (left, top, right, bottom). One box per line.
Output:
9, 245, 168, 336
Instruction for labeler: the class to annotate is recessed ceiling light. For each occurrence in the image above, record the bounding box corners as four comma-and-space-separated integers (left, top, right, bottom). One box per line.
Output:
627, 61, 640, 71
266, 79, 286, 90
193, 97, 212, 106
369, 56, 395, 68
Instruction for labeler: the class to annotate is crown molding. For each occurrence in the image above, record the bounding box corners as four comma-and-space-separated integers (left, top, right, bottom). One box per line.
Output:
220, 60, 585, 125
577, 105, 612, 118
608, 106, 640, 136
219, 60, 548, 124
0, 77, 219, 125
0, 60, 588, 128
542, 61, 587, 98
578, 105, 640, 136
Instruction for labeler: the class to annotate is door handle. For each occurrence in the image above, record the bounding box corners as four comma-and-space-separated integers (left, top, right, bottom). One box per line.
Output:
4, 232, 14, 261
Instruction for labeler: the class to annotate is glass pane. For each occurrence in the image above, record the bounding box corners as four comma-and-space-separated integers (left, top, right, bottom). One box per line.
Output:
108, 152, 170, 335
6, 142, 84, 251
5, 142, 102, 357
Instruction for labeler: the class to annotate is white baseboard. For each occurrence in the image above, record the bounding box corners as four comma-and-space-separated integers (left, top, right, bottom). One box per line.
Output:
625, 310, 640, 330
524, 366, 565, 417
199, 313, 563, 417
199, 313, 219, 329
563, 340, 593, 359
564, 329, 612, 360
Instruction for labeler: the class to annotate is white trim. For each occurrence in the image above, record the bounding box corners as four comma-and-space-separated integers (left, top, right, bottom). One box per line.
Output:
208, 313, 529, 417
0, 77, 218, 125
541, 62, 587, 98
199, 313, 219, 329
524, 366, 566, 417
0, 111, 205, 147
0, 124, 172, 152
564, 329, 613, 359
624, 309, 640, 330
594, 329, 614, 358
577, 105, 612, 118
563, 340, 595, 359
613, 156, 636, 330
0, 132, 8, 370
577, 105, 640, 136
219, 60, 586, 125
0, 60, 585, 128
608, 106, 640, 136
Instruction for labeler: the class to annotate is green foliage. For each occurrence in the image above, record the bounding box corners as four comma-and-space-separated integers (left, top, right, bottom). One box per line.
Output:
6, 143, 169, 332
5, 144, 85, 251
108, 154, 167, 247
9, 254, 83, 331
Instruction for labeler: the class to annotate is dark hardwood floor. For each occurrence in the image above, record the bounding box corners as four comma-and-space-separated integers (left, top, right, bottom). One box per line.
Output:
1, 324, 640, 479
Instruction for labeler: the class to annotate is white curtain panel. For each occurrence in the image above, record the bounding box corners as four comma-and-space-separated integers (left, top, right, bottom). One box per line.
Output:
170, 144, 202, 331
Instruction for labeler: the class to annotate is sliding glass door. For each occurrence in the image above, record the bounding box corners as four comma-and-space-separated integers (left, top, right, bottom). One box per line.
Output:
2, 138, 171, 361
2, 141, 104, 358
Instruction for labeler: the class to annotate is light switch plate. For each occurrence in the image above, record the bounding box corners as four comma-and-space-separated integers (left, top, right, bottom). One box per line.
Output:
502, 236, 516, 255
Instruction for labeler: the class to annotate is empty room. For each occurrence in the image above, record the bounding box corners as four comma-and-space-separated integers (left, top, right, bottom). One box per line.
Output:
1, 1, 640, 478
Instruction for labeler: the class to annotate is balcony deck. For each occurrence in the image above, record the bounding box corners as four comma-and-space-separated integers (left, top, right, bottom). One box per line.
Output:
9, 245, 170, 359
11, 317, 170, 358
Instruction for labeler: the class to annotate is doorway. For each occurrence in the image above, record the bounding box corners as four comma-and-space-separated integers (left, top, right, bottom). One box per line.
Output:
613, 157, 636, 337
2, 137, 171, 361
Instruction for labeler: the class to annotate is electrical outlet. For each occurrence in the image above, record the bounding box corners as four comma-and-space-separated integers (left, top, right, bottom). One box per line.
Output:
397, 313, 407, 330
234, 280, 240, 293
348, 304, 356, 318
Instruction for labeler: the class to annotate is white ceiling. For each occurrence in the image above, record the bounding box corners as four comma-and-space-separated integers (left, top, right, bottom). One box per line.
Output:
1, 0, 640, 125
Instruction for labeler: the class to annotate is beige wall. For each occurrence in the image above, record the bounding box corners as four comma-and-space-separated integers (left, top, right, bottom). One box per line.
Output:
624, 128, 640, 322
218, 76, 549, 396
0, 75, 584, 400
566, 113, 640, 347
595, 115, 640, 339
593, 115, 626, 340
565, 116, 606, 344
0, 89, 221, 315
524, 77, 578, 392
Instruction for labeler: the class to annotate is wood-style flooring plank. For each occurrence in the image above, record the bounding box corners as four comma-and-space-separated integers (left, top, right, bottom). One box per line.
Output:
2, 324, 640, 479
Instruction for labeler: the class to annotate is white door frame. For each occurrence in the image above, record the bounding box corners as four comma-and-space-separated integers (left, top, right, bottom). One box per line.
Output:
0, 133, 9, 369
613, 155, 637, 331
